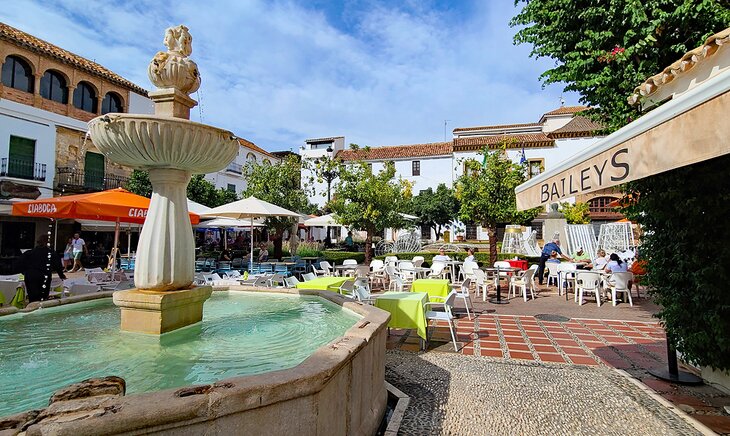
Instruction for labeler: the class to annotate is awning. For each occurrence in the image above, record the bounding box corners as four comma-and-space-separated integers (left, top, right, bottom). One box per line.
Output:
515, 70, 730, 210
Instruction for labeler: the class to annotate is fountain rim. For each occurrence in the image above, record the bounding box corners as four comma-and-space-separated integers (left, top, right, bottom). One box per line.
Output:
88, 112, 237, 139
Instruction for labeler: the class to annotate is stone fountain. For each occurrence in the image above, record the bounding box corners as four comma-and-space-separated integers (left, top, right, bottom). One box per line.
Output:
88, 25, 238, 334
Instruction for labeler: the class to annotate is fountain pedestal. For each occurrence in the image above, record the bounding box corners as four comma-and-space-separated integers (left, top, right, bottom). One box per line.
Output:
113, 286, 212, 334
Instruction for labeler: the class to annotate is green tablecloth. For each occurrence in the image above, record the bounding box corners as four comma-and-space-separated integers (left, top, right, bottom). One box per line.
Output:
0, 286, 25, 309
296, 277, 350, 292
411, 279, 450, 300
375, 292, 429, 339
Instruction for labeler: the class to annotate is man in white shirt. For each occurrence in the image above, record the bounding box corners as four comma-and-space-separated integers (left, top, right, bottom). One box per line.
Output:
69, 232, 88, 273
432, 248, 451, 263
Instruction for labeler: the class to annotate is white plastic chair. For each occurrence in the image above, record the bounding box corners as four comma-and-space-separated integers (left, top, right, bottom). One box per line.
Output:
427, 261, 447, 280
609, 272, 634, 306
398, 261, 416, 287
342, 259, 358, 266
311, 262, 329, 277
384, 255, 398, 266
557, 263, 577, 297
509, 267, 537, 302
425, 291, 459, 352
472, 269, 488, 300
368, 259, 387, 289
412, 256, 425, 268
456, 278, 472, 319
284, 276, 300, 288
576, 271, 603, 307
353, 277, 376, 304
301, 272, 316, 282
460, 261, 478, 283
545, 262, 560, 287
338, 279, 356, 298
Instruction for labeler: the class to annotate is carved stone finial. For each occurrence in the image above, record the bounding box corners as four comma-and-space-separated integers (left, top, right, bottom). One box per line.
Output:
148, 25, 201, 95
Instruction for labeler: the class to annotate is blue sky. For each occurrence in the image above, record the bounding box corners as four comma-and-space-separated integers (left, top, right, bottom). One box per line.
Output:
2, 0, 580, 152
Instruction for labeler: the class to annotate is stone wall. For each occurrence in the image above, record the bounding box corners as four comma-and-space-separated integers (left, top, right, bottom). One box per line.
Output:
55, 125, 130, 179
0, 39, 133, 121
13, 289, 389, 435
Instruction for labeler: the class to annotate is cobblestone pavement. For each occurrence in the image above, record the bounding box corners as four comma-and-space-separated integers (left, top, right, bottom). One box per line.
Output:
386, 350, 703, 436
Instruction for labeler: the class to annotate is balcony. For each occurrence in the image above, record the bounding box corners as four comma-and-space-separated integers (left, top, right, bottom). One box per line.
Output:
226, 162, 243, 174
0, 158, 47, 181
55, 167, 129, 193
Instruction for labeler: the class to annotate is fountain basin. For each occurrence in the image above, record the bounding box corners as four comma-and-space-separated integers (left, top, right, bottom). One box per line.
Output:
0, 289, 389, 435
87, 113, 239, 173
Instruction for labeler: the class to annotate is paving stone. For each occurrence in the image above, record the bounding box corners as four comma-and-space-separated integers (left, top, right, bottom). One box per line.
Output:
538, 353, 566, 363
508, 351, 534, 360
692, 414, 730, 434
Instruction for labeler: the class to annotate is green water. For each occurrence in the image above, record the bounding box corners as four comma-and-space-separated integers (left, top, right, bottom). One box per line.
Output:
0, 292, 359, 417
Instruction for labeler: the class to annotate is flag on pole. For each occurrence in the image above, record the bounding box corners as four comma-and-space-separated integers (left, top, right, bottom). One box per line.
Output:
519, 147, 527, 165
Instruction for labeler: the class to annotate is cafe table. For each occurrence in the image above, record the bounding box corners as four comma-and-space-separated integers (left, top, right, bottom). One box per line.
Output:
295, 276, 350, 292
506, 259, 528, 271
374, 291, 429, 340
410, 279, 450, 301
333, 264, 360, 276
482, 266, 522, 304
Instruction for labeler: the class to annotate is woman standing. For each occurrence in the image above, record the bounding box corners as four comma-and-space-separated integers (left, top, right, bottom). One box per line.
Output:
63, 238, 73, 272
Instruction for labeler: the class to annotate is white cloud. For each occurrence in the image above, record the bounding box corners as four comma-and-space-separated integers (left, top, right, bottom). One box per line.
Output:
2, 0, 581, 151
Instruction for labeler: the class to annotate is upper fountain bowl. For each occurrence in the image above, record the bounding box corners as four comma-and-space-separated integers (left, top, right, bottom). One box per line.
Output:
88, 114, 239, 173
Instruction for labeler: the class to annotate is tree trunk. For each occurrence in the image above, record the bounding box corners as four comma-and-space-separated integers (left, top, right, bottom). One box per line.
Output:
364, 228, 374, 265
272, 229, 284, 260
488, 225, 497, 265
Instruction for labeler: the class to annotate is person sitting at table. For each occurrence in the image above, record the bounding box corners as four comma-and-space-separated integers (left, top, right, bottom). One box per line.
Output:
573, 247, 591, 268
17, 235, 66, 302
257, 244, 269, 262
432, 248, 451, 263
604, 253, 628, 273
344, 231, 354, 250
546, 250, 561, 264
464, 247, 476, 263
219, 248, 232, 261
586, 249, 609, 271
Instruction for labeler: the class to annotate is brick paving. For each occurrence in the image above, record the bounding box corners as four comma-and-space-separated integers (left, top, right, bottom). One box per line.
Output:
383, 288, 730, 434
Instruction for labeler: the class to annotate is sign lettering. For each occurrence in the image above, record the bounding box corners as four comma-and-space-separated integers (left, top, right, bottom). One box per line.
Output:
27, 203, 57, 214
128, 208, 147, 218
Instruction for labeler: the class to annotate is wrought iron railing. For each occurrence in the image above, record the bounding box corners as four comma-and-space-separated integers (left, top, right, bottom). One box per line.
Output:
0, 158, 46, 181
55, 167, 129, 192
226, 162, 243, 174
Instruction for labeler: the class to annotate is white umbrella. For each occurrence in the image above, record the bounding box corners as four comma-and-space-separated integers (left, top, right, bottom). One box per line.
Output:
303, 213, 338, 227
400, 213, 418, 220
187, 199, 213, 216
202, 196, 300, 270
196, 217, 266, 228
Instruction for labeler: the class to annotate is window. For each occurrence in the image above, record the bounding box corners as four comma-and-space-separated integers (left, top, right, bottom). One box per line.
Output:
420, 224, 431, 240
227, 183, 236, 193
412, 160, 420, 176
588, 197, 619, 214
84, 152, 105, 190
101, 92, 123, 114
246, 152, 257, 162
465, 223, 478, 240
7, 136, 36, 179
40, 70, 68, 104
527, 158, 544, 179
1, 56, 34, 93
73, 81, 97, 113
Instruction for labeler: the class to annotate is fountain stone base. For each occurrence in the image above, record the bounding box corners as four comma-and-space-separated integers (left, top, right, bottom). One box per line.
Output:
113, 286, 212, 334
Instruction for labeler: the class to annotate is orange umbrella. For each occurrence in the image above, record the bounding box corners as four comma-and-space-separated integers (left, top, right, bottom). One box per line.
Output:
11, 188, 199, 224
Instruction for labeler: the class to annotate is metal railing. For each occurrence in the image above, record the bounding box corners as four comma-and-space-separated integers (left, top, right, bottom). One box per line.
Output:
225, 162, 243, 174
55, 167, 129, 192
0, 158, 46, 181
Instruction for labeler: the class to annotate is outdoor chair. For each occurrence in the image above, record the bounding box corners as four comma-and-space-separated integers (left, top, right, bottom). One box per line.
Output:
301, 272, 316, 282
460, 261, 478, 283
398, 261, 416, 287
231, 257, 244, 270
204, 258, 217, 272
425, 291, 459, 352
493, 261, 513, 287
267, 273, 286, 287
545, 262, 560, 287
293, 259, 307, 278
354, 278, 376, 304
195, 257, 206, 272
384, 256, 398, 266
259, 263, 274, 274
63, 279, 99, 296
368, 259, 387, 289
557, 263, 577, 298
456, 278, 473, 319
385, 264, 404, 291
509, 266, 537, 302
342, 259, 358, 266
472, 269, 488, 300
217, 261, 232, 275
412, 256, 425, 268
576, 271, 603, 307
238, 274, 274, 287
609, 272, 634, 306
427, 262, 447, 280
274, 263, 290, 277
194, 273, 207, 286
313, 261, 332, 277
338, 279, 356, 297
0, 280, 24, 306
284, 276, 300, 288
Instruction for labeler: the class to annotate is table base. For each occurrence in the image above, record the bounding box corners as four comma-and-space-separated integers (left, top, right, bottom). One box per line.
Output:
488, 298, 510, 305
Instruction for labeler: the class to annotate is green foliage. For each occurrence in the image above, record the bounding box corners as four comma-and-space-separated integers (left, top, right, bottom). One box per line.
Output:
454, 148, 541, 264
622, 155, 730, 370
330, 157, 412, 264
124, 169, 152, 197
560, 201, 591, 224
243, 155, 314, 258
410, 184, 459, 239
322, 251, 366, 265
512, 1, 730, 131
295, 241, 323, 258
125, 170, 238, 207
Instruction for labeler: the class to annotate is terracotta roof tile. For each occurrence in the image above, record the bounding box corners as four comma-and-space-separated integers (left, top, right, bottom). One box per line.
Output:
629, 27, 730, 106
0, 22, 147, 95
237, 138, 276, 159
336, 142, 452, 161
453, 122, 541, 133
542, 105, 589, 116
453, 133, 553, 151
547, 116, 604, 138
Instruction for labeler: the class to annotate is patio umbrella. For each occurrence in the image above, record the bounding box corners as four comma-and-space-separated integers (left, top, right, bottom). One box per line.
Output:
303, 213, 338, 227
12, 188, 200, 274
202, 196, 300, 270
195, 217, 265, 249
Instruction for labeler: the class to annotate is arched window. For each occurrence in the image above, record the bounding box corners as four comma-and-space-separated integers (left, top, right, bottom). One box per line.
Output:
1, 55, 34, 93
246, 153, 257, 162
101, 92, 123, 114
262, 159, 271, 165
588, 196, 619, 214
72, 81, 97, 113
40, 70, 68, 103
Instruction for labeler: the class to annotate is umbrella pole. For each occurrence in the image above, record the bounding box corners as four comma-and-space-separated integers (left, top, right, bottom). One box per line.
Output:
224, 228, 227, 249
127, 224, 131, 259
53, 219, 58, 251
250, 217, 254, 273
111, 218, 120, 276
